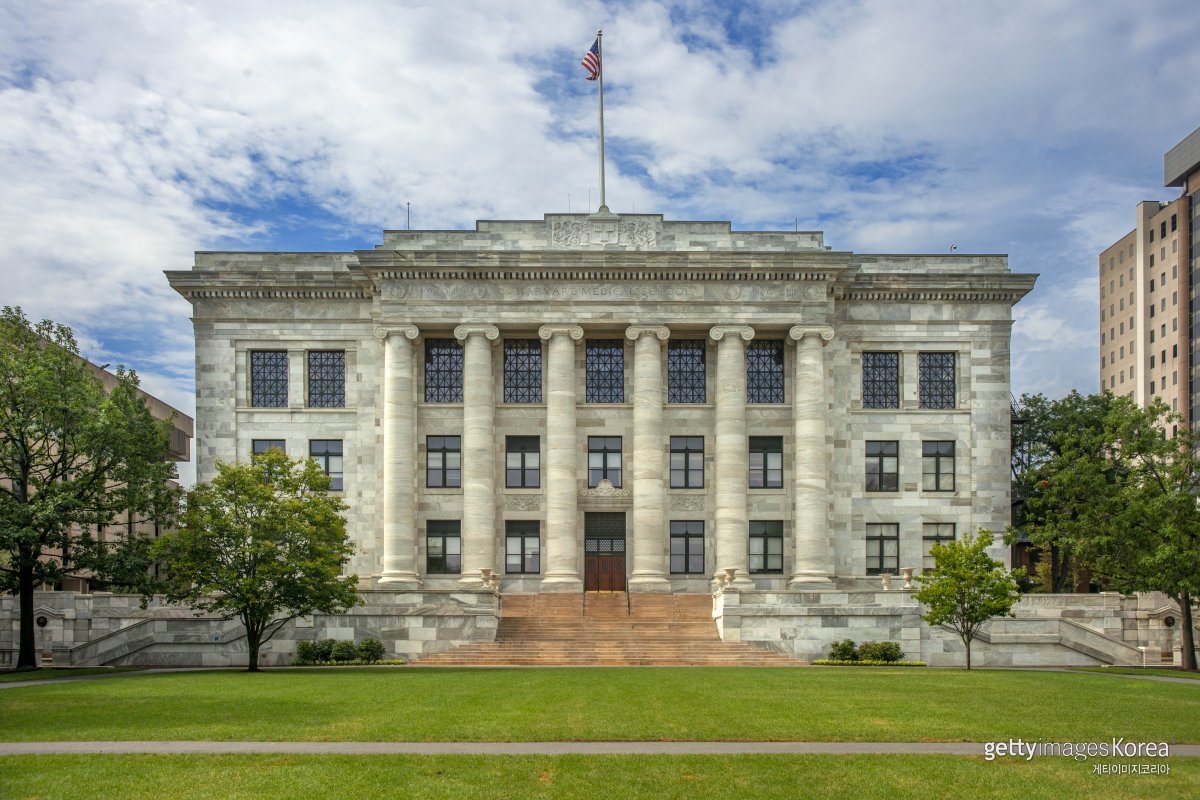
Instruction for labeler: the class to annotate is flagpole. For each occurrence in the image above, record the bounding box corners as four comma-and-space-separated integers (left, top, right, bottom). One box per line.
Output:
596, 29, 607, 213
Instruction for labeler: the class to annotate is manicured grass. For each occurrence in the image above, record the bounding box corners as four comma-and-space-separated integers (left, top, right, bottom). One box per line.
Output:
1072, 667, 1200, 680
2, 667, 1198, 743
0, 667, 142, 683
0, 754, 1194, 800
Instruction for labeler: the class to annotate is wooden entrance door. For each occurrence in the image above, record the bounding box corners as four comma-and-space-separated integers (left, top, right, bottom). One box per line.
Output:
583, 512, 626, 592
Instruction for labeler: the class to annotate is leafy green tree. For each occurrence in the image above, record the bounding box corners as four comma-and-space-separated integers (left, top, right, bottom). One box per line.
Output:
155, 450, 360, 671
1010, 391, 1118, 592
914, 530, 1024, 669
0, 307, 179, 670
1029, 396, 1199, 671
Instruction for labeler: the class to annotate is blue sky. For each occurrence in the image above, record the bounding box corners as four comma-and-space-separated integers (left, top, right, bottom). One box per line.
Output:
3, 1, 1199, 483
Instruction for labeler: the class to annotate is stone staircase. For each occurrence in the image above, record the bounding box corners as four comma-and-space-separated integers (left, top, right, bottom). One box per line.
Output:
413, 592, 801, 666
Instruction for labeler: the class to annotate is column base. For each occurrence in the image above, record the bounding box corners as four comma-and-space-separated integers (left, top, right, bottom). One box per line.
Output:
788, 573, 836, 590
377, 572, 422, 589
628, 573, 672, 592
540, 574, 583, 593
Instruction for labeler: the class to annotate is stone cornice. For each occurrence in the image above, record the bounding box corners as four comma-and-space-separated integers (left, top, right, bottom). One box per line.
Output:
374, 325, 420, 341
537, 325, 585, 342
789, 326, 835, 343
625, 325, 671, 341
165, 270, 372, 301
453, 324, 500, 342
709, 326, 755, 342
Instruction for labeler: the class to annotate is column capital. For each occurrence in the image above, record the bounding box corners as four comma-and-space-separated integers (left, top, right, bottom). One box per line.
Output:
625, 325, 670, 342
453, 324, 500, 342
374, 325, 420, 341
788, 325, 835, 344
537, 324, 584, 342
709, 325, 755, 342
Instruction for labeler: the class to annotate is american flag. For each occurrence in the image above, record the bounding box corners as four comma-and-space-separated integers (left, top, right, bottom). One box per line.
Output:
581, 38, 600, 81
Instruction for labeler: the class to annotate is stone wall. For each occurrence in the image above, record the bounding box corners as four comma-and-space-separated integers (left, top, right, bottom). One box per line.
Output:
0, 590, 498, 669
715, 587, 1191, 668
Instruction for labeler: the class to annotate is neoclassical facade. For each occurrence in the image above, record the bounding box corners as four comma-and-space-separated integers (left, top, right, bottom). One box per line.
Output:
167, 212, 1036, 595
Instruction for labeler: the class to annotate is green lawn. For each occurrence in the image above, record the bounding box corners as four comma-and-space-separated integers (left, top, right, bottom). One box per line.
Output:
1072, 667, 1200, 680
0, 667, 142, 683
2, 667, 1198, 743
0, 754, 1193, 800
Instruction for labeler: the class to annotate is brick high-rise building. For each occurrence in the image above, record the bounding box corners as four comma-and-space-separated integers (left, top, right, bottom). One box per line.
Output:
1099, 126, 1199, 425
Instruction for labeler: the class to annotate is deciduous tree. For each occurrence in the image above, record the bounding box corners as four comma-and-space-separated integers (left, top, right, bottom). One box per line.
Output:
914, 530, 1024, 669
0, 307, 178, 670
155, 450, 360, 671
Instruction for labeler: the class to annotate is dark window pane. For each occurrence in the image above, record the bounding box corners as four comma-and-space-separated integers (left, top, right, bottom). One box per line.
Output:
862, 352, 899, 409
747, 340, 784, 403
586, 340, 625, 403
425, 339, 463, 403
307, 351, 345, 407
427, 435, 461, 488
667, 340, 706, 403
749, 437, 783, 489
919, 352, 956, 409
252, 439, 286, 455
503, 340, 542, 403
250, 351, 288, 407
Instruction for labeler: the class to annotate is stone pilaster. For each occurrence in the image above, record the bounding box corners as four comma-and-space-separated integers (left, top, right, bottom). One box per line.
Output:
710, 326, 755, 587
376, 326, 421, 587
625, 325, 671, 591
788, 325, 836, 587
454, 324, 500, 585
538, 324, 584, 591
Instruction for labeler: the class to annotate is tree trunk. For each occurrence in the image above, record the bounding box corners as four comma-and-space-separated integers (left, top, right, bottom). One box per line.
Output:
963, 634, 972, 670
1179, 590, 1197, 672
246, 625, 261, 673
17, 545, 37, 670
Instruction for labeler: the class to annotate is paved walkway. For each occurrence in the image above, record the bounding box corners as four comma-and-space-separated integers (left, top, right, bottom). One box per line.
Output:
2, 741, 1199, 756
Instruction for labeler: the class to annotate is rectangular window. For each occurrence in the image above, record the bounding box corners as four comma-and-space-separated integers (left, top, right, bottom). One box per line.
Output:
505, 521, 541, 574
922, 441, 955, 491
746, 340, 785, 403
250, 350, 288, 407
922, 523, 956, 572
503, 339, 542, 403
670, 436, 704, 488
426, 521, 461, 575
918, 352, 956, 409
309, 440, 343, 491
667, 340, 706, 403
585, 340, 625, 403
862, 352, 900, 408
307, 350, 346, 407
670, 520, 705, 574
505, 436, 540, 488
424, 339, 463, 402
251, 439, 286, 456
749, 521, 784, 574
426, 435, 461, 488
749, 436, 783, 489
865, 441, 899, 492
588, 436, 622, 487
866, 523, 899, 575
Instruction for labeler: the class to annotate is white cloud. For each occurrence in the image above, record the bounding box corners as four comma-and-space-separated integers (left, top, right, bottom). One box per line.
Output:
2, 0, 1199, 466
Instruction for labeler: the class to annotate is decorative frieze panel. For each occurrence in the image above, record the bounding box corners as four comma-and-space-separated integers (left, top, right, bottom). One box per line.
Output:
550, 218, 658, 248
670, 495, 705, 512
503, 495, 542, 511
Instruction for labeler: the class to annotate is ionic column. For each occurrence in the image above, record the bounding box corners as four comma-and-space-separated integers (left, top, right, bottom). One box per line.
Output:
377, 325, 421, 587
788, 325, 836, 587
454, 324, 500, 585
538, 324, 584, 591
625, 325, 671, 591
710, 326, 755, 586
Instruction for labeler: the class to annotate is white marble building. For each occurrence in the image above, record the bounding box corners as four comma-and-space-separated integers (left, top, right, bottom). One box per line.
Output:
166, 211, 1036, 598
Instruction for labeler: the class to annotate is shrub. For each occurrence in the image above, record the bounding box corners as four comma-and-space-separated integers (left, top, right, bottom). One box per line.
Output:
330, 641, 359, 662
313, 639, 336, 662
812, 659, 926, 667
828, 639, 858, 661
358, 638, 385, 663
295, 640, 319, 664
856, 641, 904, 662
